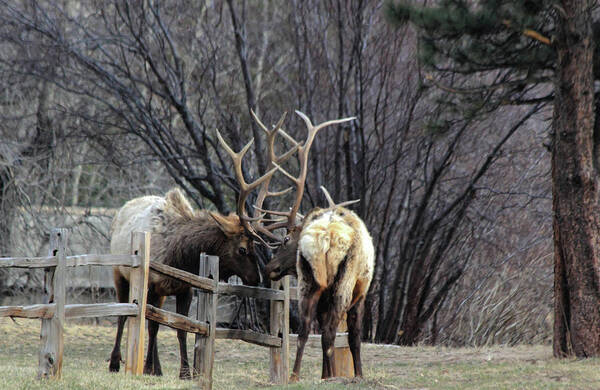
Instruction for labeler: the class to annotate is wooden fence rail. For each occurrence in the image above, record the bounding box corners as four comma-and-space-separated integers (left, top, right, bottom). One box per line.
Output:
147, 254, 290, 388
139, 254, 218, 389
0, 229, 149, 379
0, 254, 140, 269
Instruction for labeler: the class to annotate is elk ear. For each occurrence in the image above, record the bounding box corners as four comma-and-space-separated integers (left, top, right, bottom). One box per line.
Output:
209, 212, 244, 237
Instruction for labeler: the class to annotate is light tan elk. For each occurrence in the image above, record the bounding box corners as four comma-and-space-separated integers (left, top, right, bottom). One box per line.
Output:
270, 186, 374, 381
247, 111, 375, 381
108, 112, 296, 379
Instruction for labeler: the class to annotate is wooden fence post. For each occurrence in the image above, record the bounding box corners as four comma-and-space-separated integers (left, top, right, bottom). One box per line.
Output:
194, 254, 218, 390
269, 276, 290, 383
333, 313, 354, 377
125, 232, 150, 375
38, 228, 67, 379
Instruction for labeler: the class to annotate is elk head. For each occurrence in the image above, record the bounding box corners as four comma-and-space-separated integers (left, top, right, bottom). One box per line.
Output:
208, 211, 260, 285
218, 110, 357, 280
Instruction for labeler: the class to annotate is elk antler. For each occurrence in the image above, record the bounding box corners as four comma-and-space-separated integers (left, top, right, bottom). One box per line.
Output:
275, 111, 356, 229
249, 110, 299, 216
320, 186, 360, 209
215, 129, 279, 243
247, 110, 302, 243
216, 111, 303, 247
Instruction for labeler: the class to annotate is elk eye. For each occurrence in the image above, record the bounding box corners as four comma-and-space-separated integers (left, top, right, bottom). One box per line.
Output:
238, 247, 247, 256
284, 236, 290, 244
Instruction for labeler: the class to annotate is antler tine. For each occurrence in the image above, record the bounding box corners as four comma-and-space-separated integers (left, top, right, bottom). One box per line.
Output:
268, 186, 293, 197
281, 111, 357, 229
320, 186, 360, 210
321, 185, 336, 208
215, 128, 278, 240
254, 206, 293, 216
250, 110, 290, 217
249, 110, 307, 245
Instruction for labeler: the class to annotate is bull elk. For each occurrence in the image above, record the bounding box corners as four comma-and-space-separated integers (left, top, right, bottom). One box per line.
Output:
267, 186, 374, 381
235, 111, 375, 381
108, 111, 297, 379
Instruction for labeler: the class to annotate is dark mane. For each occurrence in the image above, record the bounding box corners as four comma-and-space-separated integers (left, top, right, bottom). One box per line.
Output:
155, 211, 228, 275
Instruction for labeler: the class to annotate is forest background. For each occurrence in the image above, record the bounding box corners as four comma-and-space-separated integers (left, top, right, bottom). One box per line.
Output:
0, 0, 555, 348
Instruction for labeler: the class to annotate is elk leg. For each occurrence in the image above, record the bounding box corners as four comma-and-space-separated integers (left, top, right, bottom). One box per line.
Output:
321, 309, 341, 379
144, 291, 165, 376
347, 297, 365, 377
109, 273, 129, 372
316, 309, 329, 378
176, 289, 193, 380
291, 290, 322, 382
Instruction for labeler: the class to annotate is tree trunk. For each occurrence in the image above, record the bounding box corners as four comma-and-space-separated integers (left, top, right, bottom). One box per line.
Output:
552, 0, 600, 358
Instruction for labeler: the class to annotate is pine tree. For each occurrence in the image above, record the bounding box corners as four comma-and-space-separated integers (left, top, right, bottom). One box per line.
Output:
389, 0, 600, 357
387, 0, 556, 105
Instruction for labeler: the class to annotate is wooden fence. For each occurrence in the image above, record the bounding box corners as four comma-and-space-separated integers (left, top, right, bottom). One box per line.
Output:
137, 253, 290, 388
0, 229, 353, 386
142, 252, 219, 389
0, 228, 151, 379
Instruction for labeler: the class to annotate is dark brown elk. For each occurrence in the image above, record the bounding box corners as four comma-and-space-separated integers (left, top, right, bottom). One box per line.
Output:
108, 112, 294, 379
260, 112, 374, 381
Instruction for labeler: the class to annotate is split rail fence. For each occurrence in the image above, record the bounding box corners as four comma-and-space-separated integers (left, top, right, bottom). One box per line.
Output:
0, 229, 352, 387
0, 228, 150, 379
145, 252, 290, 389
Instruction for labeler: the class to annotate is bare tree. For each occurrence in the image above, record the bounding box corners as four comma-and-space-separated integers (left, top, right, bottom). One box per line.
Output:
0, 0, 555, 345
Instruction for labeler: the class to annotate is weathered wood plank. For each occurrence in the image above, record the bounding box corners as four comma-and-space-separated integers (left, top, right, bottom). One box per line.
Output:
0, 254, 140, 268
269, 276, 290, 383
334, 347, 355, 377
150, 261, 217, 293
125, 232, 150, 376
38, 228, 67, 379
205, 255, 219, 390
66, 254, 140, 267
0, 304, 55, 319
281, 277, 290, 381
194, 254, 218, 390
66, 303, 138, 318
218, 283, 285, 301
289, 333, 349, 348
0, 303, 138, 319
269, 280, 283, 382
0, 256, 56, 268
145, 304, 209, 335
216, 328, 282, 348
333, 313, 354, 377
194, 255, 208, 384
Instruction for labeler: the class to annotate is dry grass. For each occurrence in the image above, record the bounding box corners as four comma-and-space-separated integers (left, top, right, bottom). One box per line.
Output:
1, 318, 599, 389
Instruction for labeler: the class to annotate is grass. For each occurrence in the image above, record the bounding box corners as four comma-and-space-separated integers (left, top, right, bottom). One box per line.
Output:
1, 318, 600, 389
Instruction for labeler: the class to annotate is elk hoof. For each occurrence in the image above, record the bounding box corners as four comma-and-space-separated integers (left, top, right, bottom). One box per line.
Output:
108, 354, 121, 372
289, 373, 300, 383
108, 361, 120, 373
